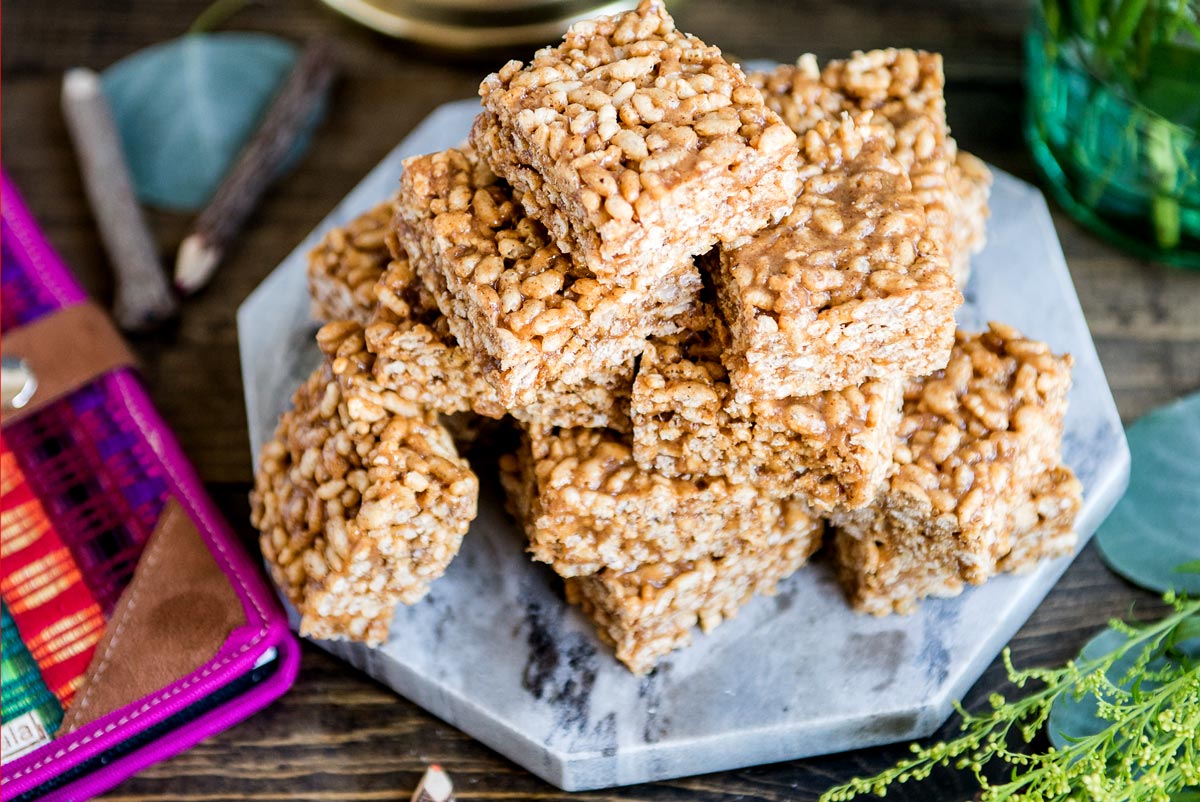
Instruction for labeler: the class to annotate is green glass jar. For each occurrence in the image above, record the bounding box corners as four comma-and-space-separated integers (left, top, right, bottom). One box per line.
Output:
1026, 0, 1200, 268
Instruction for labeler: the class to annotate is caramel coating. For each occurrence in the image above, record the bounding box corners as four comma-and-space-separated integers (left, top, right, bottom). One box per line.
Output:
632, 304, 902, 512
715, 113, 961, 401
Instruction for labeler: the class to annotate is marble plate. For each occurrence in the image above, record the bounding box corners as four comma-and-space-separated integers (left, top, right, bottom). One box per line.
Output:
237, 99, 1130, 791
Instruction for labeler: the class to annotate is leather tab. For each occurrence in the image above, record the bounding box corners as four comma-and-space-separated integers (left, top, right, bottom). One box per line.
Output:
59, 499, 248, 733
1, 302, 137, 426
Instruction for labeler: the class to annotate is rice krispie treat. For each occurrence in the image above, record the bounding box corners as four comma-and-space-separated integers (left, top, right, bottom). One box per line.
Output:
365, 242, 635, 431
500, 423, 810, 577
565, 510, 824, 674
715, 113, 961, 401
749, 51, 992, 287
472, 0, 799, 285
307, 198, 395, 325
748, 54, 843, 138
996, 465, 1081, 574
251, 324, 479, 645
394, 147, 699, 408
364, 254, 506, 419
948, 150, 993, 286
831, 323, 1075, 615
824, 50, 960, 282
836, 464, 1080, 614
631, 305, 902, 511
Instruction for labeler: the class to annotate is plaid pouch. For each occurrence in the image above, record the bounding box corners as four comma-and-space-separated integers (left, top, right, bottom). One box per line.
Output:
0, 171, 298, 801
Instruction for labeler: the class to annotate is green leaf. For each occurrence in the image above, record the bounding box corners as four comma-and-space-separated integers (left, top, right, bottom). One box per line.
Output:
1138, 41, 1200, 127
101, 32, 327, 211
1171, 615, 1200, 649
1048, 625, 1200, 749
1078, 0, 1102, 38
1096, 392, 1200, 594
1171, 790, 1200, 802
1104, 0, 1152, 55
1176, 560, 1200, 575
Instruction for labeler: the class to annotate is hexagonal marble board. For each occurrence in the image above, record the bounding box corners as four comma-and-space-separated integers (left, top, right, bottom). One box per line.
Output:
238, 98, 1130, 791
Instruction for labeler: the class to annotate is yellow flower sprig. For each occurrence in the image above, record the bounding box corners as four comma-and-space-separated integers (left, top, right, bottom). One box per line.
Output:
822, 592, 1200, 802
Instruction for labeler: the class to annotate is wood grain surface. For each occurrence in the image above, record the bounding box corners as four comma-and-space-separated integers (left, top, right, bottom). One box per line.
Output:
4, 1, 1198, 799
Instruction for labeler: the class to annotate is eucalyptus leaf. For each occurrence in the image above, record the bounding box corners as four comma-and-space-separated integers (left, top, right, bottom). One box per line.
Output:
1048, 629, 1133, 749
1095, 392, 1200, 594
1048, 625, 1200, 750
101, 32, 327, 211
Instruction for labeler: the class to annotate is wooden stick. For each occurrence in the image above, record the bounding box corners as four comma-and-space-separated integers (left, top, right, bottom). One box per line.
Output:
61, 68, 178, 332
174, 38, 337, 295
411, 764, 454, 802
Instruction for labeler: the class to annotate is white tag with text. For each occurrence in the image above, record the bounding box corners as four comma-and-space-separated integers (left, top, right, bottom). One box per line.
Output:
2, 710, 52, 761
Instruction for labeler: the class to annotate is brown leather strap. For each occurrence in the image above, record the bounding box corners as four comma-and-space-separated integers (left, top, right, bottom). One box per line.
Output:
1, 302, 137, 426
59, 498, 248, 733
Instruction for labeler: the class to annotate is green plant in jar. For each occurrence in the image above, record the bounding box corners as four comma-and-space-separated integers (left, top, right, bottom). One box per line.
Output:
1026, 0, 1200, 267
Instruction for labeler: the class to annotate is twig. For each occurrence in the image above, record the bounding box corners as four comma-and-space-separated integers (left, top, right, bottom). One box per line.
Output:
411, 764, 454, 802
174, 38, 337, 295
61, 68, 178, 332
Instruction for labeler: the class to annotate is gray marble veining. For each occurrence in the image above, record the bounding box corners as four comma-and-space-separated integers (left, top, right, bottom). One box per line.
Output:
238, 99, 1130, 791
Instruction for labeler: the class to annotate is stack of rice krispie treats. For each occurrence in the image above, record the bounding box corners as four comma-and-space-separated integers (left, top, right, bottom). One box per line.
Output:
253, 0, 1081, 674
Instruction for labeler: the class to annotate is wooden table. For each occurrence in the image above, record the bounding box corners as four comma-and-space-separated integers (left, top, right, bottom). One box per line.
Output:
4, 1, 1198, 799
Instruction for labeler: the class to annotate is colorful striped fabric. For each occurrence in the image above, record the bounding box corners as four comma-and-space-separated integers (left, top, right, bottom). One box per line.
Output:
0, 438, 105, 708
2, 201, 171, 723
3, 384, 166, 614
1, 600, 64, 738
1, 172, 297, 799
3, 202, 167, 619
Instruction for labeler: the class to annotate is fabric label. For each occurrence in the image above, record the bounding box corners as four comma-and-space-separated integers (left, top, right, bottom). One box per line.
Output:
2, 710, 51, 761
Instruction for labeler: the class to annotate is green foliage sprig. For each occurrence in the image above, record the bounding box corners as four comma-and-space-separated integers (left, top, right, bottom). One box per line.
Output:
821, 592, 1200, 801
